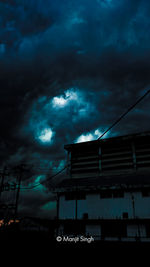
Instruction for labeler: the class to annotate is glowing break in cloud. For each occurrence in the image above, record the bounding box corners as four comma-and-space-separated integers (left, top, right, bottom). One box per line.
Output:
52, 88, 78, 108
38, 128, 54, 143
75, 129, 109, 143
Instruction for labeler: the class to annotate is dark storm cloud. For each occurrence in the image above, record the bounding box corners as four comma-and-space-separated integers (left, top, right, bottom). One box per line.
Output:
0, 0, 59, 46
0, 0, 150, 217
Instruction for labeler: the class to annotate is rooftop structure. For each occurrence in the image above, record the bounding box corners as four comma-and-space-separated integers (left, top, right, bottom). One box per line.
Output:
65, 131, 150, 179
55, 132, 150, 243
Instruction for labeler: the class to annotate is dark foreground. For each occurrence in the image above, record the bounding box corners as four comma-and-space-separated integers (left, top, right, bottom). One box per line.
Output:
1, 229, 150, 251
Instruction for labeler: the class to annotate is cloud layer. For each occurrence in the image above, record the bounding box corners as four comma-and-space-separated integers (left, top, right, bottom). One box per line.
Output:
0, 0, 150, 218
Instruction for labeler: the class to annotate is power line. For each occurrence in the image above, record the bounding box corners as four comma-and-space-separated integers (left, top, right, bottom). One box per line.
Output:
19, 165, 68, 190
14, 164, 24, 221
97, 89, 150, 140
0, 163, 68, 191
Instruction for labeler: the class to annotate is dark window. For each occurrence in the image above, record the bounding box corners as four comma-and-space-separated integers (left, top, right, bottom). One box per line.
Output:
122, 212, 128, 219
113, 191, 124, 198
65, 192, 86, 201
100, 190, 112, 198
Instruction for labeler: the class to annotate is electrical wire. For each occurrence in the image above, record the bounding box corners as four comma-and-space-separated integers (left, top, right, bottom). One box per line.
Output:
0, 164, 68, 191
19, 165, 68, 190
97, 89, 150, 140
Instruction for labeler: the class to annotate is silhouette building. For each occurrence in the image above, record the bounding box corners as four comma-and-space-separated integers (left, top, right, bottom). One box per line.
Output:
55, 131, 150, 242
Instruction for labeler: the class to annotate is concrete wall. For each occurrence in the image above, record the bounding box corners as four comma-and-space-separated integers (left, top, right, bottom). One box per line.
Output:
58, 191, 150, 220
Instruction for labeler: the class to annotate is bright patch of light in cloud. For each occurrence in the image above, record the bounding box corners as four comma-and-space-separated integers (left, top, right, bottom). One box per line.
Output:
52, 96, 67, 107
75, 128, 109, 143
38, 128, 54, 143
52, 88, 78, 108
76, 133, 95, 143
94, 129, 103, 137
26, 88, 96, 146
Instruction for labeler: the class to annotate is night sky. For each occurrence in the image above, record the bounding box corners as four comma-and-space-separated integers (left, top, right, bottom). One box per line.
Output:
0, 0, 150, 218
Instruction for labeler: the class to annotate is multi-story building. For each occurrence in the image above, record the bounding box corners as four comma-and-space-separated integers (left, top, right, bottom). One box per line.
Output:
55, 132, 150, 242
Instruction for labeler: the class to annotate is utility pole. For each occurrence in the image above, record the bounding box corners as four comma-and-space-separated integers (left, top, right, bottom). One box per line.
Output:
0, 166, 10, 223
14, 164, 24, 222
0, 166, 10, 201
0, 166, 7, 201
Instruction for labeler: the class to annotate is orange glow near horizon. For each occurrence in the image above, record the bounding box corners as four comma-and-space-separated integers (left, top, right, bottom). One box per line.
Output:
0, 219, 19, 227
